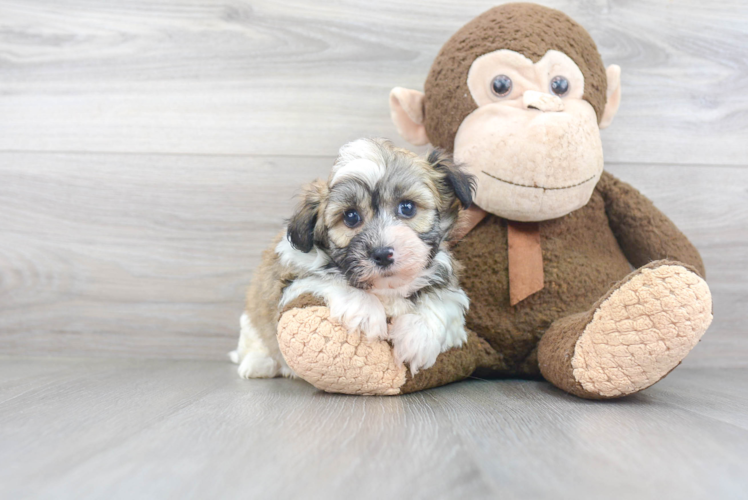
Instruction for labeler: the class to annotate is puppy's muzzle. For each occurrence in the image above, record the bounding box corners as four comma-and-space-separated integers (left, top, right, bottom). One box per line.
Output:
371, 246, 395, 268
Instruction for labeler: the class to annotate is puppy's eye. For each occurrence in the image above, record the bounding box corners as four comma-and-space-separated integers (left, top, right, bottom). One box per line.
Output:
343, 209, 362, 228
550, 76, 569, 96
491, 75, 512, 97
397, 200, 416, 218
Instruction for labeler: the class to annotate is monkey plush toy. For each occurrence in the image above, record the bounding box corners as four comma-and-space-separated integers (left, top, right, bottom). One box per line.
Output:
274, 3, 713, 398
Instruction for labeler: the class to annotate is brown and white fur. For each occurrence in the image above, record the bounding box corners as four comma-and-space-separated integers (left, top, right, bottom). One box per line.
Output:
229, 138, 475, 379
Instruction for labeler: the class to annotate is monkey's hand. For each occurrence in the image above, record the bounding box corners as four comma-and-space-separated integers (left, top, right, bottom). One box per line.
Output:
277, 305, 407, 396
276, 293, 484, 396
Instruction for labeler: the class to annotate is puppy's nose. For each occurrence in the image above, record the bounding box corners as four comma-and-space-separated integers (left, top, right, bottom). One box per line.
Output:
371, 247, 395, 268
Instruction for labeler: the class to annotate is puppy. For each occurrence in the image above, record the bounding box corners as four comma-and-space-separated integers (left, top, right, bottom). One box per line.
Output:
229, 138, 475, 379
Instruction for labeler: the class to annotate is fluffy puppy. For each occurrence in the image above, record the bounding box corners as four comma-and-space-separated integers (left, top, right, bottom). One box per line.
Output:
229, 138, 475, 379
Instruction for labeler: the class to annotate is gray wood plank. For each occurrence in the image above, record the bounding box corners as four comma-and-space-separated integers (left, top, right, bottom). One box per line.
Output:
1, 153, 745, 362
640, 367, 748, 431
1, 358, 746, 499
432, 373, 748, 500
0, 0, 746, 165
0, 152, 333, 359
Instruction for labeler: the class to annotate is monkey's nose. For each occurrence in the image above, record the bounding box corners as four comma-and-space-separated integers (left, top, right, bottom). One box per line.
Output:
523, 90, 564, 112
371, 247, 395, 268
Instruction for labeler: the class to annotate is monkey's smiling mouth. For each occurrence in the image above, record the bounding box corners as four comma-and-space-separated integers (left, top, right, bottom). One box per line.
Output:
481, 171, 597, 191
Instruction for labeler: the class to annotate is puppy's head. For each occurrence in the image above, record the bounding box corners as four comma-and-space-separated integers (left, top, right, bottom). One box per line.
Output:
288, 138, 475, 292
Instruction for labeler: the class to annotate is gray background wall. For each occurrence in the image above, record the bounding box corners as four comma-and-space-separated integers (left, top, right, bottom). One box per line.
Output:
1, 0, 746, 365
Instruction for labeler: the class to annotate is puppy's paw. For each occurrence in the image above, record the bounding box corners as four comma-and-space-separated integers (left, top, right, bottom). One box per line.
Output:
389, 314, 443, 375
237, 352, 280, 379
228, 349, 241, 364
328, 291, 388, 342
359, 310, 389, 342
278, 357, 298, 379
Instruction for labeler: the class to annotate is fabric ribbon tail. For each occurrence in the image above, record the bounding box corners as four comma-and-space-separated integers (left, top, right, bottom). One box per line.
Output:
507, 221, 544, 305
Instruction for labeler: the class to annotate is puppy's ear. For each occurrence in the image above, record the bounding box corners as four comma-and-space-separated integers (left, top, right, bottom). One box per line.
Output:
287, 181, 326, 253
428, 149, 476, 209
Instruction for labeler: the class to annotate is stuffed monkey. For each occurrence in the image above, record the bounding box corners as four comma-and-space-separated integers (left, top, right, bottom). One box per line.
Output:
275, 3, 712, 398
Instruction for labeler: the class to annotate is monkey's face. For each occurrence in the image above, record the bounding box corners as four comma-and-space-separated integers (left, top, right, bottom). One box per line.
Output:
390, 4, 622, 222
454, 50, 603, 222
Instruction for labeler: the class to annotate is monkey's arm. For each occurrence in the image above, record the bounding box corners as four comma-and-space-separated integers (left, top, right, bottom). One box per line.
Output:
277, 295, 491, 395
596, 171, 706, 277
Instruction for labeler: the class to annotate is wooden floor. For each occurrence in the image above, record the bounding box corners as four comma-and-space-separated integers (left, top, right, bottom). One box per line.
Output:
1, 357, 747, 500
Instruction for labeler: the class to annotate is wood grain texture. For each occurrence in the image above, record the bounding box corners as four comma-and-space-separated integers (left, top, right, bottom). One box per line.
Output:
0, 0, 747, 164
0, 152, 333, 359
1, 153, 746, 363
1, 358, 747, 500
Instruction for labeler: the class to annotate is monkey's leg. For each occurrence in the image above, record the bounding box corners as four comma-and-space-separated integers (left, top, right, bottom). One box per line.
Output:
277, 305, 496, 395
538, 260, 712, 399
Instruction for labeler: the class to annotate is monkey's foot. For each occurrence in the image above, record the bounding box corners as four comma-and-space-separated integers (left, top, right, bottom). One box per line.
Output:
277, 306, 407, 395
539, 261, 713, 399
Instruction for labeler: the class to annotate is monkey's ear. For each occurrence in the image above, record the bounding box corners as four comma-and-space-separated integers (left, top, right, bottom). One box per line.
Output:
389, 87, 430, 146
428, 150, 476, 209
287, 183, 324, 253
599, 65, 622, 129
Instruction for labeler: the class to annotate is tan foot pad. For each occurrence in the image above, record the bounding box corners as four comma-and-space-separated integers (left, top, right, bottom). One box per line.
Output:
277, 306, 407, 396
572, 264, 712, 398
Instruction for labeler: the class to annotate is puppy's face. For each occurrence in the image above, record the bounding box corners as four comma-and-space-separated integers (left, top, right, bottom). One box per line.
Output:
288, 139, 474, 291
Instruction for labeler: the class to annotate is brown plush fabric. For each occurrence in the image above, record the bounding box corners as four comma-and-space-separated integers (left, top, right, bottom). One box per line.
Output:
452, 178, 630, 376
424, 3, 608, 152
536, 311, 595, 397
280, 293, 326, 316
451, 172, 705, 377
399, 330, 503, 394
596, 172, 706, 278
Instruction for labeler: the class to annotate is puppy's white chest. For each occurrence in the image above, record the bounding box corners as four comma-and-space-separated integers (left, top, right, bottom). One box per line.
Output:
376, 293, 416, 319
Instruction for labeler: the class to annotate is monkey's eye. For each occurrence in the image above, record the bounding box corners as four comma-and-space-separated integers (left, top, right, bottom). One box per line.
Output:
343, 209, 362, 228
397, 200, 416, 218
550, 76, 570, 96
491, 75, 512, 97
